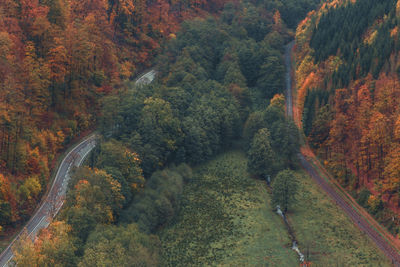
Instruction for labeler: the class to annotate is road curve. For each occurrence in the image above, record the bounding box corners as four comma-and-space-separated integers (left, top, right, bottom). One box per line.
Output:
284, 42, 400, 266
0, 70, 156, 267
135, 70, 157, 86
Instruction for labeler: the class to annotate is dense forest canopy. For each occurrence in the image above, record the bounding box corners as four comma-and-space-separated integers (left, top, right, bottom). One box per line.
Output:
296, 0, 400, 235
8, 0, 311, 264
0, 0, 220, 230
0, 0, 320, 234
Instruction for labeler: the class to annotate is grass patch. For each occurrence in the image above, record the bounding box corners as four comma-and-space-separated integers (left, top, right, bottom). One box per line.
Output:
290, 170, 391, 266
159, 150, 391, 266
159, 150, 298, 266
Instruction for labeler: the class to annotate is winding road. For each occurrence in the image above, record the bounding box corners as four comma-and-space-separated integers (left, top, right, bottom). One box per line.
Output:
0, 134, 97, 267
2, 39, 398, 265
284, 42, 400, 266
0, 70, 156, 267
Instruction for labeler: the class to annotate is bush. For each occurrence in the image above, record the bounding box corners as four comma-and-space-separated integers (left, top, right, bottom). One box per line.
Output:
120, 167, 185, 233
174, 163, 193, 183
357, 188, 371, 208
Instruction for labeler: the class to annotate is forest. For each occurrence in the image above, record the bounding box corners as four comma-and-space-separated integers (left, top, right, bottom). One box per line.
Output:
0, 0, 226, 233
0, 0, 319, 237
4, 0, 400, 264
5, 0, 315, 264
296, 0, 400, 235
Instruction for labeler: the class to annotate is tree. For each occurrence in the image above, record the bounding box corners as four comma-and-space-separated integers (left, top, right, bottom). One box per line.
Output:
12, 221, 77, 267
238, 40, 262, 86
272, 169, 298, 212
383, 147, 400, 194
256, 53, 285, 99
264, 95, 286, 126
247, 128, 276, 179
243, 111, 265, 147
64, 167, 125, 241
120, 167, 185, 233
0, 200, 11, 226
263, 31, 284, 51
269, 119, 300, 168
0, 174, 12, 226
138, 97, 182, 174
17, 176, 42, 213
95, 139, 145, 204
79, 224, 160, 267
11, 230, 39, 267
43, 0, 68, 28
223, 60, 247, 88
308, 105, 332, 151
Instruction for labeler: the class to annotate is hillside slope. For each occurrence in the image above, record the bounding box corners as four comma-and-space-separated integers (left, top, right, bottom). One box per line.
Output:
295, 0, 400, 235
0, 0, 324, 238
0, 0, 228, 236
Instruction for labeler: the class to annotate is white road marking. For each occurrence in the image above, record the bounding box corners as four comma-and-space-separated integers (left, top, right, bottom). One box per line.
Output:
29, 216, 47, 238
1, 69, 156, 267
0, 134, 97, 267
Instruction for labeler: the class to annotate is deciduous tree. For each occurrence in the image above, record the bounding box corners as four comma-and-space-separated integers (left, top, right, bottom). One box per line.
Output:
272, 169, 298, 212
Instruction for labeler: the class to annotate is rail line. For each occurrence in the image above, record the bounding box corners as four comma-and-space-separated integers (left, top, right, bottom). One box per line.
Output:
285, 41, 400, 266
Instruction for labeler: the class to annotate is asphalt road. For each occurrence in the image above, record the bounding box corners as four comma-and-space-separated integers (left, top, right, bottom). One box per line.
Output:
0, 134, 97, 267
285, 41, 294, 118
284, 42, 400, 266
0, 70, 156, 267
135, 70, 157, 85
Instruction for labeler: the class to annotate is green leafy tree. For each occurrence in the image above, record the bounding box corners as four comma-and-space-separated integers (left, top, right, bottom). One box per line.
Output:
0, 200, 11, 225
79, 224, 160, 267
238, 40, 262, 86
264, 95, 286, 126
269, 120, 300, 168
243, 111, 265, 147
223, 60, 247, 88
272, 169, 298, 212
256, 53, 285, 99
138, 97, 182, 175
247, 128, 276, 178
121, 167, 186, 233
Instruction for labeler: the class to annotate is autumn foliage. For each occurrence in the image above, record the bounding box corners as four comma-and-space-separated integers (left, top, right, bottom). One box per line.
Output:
295, 0, 400, 234
0, 0, 228, 232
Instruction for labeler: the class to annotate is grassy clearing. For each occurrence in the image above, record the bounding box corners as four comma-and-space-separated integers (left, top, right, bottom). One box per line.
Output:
159, 150, 391, 266
290, 170, 391, 266
159, 150, 298, 266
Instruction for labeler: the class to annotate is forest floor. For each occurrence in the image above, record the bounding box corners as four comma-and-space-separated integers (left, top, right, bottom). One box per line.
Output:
159, 149, 389, 266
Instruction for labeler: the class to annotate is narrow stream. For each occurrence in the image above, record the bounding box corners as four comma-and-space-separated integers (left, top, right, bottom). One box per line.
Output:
276, 206, 305, 263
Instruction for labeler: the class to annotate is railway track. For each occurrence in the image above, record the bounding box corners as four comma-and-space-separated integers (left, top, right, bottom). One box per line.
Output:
285, 42, 400, 266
